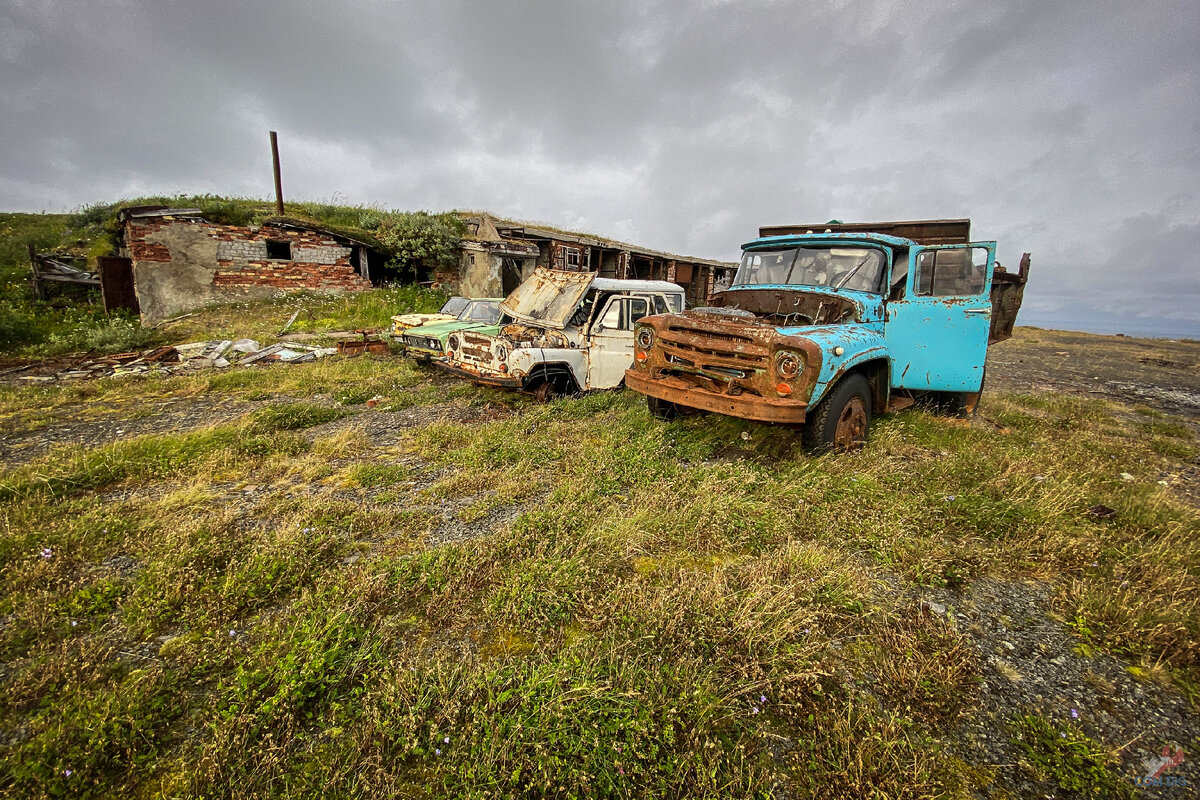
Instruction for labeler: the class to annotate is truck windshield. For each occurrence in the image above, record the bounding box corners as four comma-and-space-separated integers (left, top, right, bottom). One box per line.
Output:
733, 246, 887, 293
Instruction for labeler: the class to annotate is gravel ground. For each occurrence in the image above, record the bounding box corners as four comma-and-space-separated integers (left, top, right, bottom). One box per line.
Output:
923, 578, 1199, 797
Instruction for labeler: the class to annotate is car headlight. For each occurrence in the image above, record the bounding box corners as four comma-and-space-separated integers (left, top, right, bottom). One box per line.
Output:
774, 350, 803, 379
636, 326, 655, 350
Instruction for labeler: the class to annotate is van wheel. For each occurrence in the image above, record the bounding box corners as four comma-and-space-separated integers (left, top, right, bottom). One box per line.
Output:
533, 381, 558, 403
803, 374, 872, 453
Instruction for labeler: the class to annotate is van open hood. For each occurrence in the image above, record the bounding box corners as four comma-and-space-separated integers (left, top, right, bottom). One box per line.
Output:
500, 267, 595, 329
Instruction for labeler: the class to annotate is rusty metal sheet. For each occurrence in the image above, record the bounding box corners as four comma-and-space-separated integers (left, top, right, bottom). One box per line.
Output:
499, 266, 594, 329
337, 330, 390, 356
758, 219, 971, 245
988, 253, 1030, 344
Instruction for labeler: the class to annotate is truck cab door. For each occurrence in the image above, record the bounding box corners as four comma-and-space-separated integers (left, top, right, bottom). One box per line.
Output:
884, 242, 996, 392
588, 295, 650, 389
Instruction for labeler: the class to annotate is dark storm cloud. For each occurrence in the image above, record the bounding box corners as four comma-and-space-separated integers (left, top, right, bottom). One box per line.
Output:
2, 0, 1197, 335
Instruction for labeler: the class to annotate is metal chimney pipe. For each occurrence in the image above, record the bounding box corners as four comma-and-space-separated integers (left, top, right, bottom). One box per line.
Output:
270, 131, 284, 215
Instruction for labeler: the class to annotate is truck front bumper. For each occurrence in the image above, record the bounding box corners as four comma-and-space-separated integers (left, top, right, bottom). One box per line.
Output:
624, 369, 810, 424
436, 360, 524, 390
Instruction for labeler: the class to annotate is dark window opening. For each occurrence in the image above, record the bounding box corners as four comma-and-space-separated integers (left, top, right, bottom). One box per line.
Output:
266, 240, 292, 260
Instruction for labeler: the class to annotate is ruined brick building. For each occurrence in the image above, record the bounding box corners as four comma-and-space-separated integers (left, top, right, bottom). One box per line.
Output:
109, 207, 382, 323
105, 207, 736, 325
447, 214, 736, 307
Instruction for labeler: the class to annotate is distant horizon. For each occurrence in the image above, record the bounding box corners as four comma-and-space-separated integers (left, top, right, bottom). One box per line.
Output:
1016, 317, 1200, 342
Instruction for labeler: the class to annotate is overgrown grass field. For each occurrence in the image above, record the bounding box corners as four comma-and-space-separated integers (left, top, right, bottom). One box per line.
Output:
0, 351, 1196, 798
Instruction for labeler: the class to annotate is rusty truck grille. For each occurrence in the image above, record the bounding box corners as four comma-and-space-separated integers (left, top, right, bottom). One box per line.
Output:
658, 326, 768, 374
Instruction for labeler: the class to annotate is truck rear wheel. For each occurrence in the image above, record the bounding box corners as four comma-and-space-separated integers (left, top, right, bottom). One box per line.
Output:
802, 374, 872, 453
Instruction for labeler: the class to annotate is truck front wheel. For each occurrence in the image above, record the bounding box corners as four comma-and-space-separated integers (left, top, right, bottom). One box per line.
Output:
802, 374, 872, 453
647, 395, 683, 420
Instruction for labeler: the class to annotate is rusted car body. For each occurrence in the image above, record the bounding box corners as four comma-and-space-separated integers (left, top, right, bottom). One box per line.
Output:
439, 267, 684, 398
390, 296, 470, 338
625, 219, 1029, 450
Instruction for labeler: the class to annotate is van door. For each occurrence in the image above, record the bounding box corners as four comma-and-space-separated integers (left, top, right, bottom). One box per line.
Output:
885, 242, 996, 392
588, 295, 651, 389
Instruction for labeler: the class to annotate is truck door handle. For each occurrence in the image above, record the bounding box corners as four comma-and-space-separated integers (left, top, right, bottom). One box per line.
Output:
964, 308, 991, 316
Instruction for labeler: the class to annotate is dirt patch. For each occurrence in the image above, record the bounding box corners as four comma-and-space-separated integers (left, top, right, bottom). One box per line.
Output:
0, 394, 258, 467
987, 328, 1200, 419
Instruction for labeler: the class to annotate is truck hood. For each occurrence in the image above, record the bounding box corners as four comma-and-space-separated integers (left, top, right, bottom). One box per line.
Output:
698, 286, 884, 326
500, 267, 594, 329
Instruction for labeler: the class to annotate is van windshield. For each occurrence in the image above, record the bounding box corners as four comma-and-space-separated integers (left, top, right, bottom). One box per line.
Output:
733, 246, 887, 293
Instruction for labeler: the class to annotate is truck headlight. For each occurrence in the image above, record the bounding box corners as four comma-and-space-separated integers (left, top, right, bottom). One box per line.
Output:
447, 335, 461, 352
775, 350, 803, 379
494, 342, 510, 361
636, 326, 655, 350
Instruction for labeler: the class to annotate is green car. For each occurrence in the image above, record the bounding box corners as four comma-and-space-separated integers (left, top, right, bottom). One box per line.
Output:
400, 298, 506, 361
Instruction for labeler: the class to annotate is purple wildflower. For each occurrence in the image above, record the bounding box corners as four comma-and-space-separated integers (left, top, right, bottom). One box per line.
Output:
40, 548, 53, 559
1070, 708, 1079, 719
435, 748, 441, 756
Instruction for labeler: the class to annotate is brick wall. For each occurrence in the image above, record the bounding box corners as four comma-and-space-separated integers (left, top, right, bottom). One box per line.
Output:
124, 218, 372, 293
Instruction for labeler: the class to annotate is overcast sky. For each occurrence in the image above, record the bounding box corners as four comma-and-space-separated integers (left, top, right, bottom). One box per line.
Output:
3, 0, 1198, 337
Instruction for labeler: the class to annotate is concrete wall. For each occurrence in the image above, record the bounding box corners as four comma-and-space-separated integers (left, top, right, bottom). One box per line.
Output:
124, 218, 371, 323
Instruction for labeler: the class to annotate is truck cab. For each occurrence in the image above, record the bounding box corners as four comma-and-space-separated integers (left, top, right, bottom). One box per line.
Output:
439, 267, 685, 400
624, 219, 1029, 451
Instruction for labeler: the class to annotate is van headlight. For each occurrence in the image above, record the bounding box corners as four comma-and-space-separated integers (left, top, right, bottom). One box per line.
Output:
636, 326, 655, 350
774, 350, 803, 379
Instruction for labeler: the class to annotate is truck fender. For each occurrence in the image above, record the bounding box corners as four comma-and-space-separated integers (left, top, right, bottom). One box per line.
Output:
809, 346, 890, 409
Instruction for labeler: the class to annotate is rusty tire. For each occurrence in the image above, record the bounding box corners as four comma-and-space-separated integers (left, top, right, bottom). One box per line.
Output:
802, 374, 872, 454
647, 396, 679, 420
533, 381, 558, 403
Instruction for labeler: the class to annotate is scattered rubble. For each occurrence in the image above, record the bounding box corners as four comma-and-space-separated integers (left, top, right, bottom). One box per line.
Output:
11, 339, 338, 384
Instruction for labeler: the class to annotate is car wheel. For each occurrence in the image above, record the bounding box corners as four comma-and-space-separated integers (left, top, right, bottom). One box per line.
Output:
802, 374, 872, 453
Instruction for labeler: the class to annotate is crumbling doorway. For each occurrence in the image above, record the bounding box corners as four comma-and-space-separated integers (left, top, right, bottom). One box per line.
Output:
502, 258, 523, 295
98, 256, 139, 314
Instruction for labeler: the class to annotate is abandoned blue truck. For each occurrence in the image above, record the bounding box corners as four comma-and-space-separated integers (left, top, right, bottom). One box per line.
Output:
624, 219, 1029, 452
